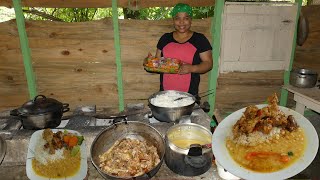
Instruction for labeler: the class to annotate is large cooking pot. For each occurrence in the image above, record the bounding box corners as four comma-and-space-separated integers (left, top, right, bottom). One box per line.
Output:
290, 68, 318, 88
10, 95, 69, 130
148, 90, 196, 122
90, 121, 165, 179
165, 123, 212, 176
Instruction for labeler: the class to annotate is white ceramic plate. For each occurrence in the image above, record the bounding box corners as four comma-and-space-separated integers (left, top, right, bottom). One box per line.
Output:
212, 104, 319, 180
26, 129, 87, 180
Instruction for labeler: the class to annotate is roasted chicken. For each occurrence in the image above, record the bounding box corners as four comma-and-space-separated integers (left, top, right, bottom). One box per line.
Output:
43, 128, 65, 154
232, 93, 298, 138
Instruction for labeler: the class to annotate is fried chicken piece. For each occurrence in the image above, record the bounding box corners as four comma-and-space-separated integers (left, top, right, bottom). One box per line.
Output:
232, 93, 298, 138
243, 116, 261, 134
255, 118, 273, 134
43, 128, 55, 154
43, 128, 53, 142
243, 105, 259, 119
52, 135, 63, 149
286, 115, 298, 132
267, 93, 279, 105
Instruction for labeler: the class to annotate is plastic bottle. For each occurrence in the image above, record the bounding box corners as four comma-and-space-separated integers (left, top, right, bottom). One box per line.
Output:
210, 114, 218, 133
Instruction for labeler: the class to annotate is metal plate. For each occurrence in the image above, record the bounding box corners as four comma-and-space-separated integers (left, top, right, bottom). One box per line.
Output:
0, 136, 7, 165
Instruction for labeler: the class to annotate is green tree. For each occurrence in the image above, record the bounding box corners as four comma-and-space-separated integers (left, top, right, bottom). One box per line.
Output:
22, 6, 215, 22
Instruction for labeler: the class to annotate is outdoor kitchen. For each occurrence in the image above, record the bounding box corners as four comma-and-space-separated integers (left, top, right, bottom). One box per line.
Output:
0, 0, 320, 179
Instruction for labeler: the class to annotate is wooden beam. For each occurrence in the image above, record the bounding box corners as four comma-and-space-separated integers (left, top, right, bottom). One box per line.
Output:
1, 0, 215, 8
112, 0, 125, 112
208, 0, 224, 119
13, 0, 37, 99
280, 0, 302, 106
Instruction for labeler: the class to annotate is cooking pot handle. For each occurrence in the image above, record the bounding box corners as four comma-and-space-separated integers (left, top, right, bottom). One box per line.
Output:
184, 155, 209, 169
297, 74, 306, 78
188, 144, 203, 156
10, 108, 20, 116
62, 103, 70, 113
112, 117, 127, 124
133, 172, 153, 180
33, 95, 47, 102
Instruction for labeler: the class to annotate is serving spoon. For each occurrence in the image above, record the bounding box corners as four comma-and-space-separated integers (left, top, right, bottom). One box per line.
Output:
174, 89, 215, 101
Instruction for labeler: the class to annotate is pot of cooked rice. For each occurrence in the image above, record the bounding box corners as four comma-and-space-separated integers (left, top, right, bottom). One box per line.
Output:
148, 90, 196, 122
90, 121, 165, 179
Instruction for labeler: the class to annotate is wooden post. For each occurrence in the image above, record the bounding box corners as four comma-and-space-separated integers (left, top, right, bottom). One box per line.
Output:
112, 0, 125, 112
280, 0, 302, 106
12, 0, 37, 99
208, 0, 224, 117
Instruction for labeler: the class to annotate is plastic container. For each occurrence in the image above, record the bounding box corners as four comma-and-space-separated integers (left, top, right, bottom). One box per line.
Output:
144, 57, 181, 73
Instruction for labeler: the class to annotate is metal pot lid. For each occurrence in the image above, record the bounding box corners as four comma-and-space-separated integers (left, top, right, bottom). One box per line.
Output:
19, 95, 63, 115
0, 136, 6, 165
292, 68, 318, 75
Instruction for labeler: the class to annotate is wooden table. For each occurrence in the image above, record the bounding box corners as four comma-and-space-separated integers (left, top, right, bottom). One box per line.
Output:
283, 85, 320, 115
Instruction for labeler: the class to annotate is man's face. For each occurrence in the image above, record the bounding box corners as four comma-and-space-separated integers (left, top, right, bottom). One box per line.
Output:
173, 12, 192, 33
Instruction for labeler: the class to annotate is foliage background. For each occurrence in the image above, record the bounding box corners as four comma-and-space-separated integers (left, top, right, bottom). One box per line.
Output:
0, 0, 311, 22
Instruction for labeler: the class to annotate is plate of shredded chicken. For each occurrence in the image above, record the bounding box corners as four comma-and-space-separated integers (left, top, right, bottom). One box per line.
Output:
212, 93, 319, 180
98, 138, 160, 178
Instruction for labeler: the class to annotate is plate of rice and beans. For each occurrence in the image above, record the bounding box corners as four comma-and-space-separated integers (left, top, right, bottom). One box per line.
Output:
212, 94, 319, 180
26, 129, 87, 180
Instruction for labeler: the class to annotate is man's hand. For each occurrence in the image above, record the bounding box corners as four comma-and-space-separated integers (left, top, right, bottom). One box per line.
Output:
178, 64, 194, 74
143, 52, 153, 66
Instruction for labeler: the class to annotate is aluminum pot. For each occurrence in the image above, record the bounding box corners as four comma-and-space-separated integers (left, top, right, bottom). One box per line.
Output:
290, 68, 318, 88
10, 95, 69, 130
90, 121, 165, 180
165, 123, 212, 176
148, 90, 196, 122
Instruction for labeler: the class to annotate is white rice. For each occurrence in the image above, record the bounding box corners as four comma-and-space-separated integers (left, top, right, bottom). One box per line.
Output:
34, 136, 64, 165
150, 91, 195, 108
231, 127, 282, 146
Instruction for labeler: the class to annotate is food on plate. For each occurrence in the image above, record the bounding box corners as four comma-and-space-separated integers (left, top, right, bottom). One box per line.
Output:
150, 91, 194, 108
144, 53, 181, 73
99, 138, 160, 178
226, 93, 306, 172
32, 129, 84, 178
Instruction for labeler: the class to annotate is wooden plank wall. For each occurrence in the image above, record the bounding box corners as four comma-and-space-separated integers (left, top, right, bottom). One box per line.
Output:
0, 5, 319, 114
0, 18, 212, 113
295, 5, 320, 72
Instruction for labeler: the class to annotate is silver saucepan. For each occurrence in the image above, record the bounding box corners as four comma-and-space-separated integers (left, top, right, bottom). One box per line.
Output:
148, 90, 196, 122
90, 121, 165, 179
290, 68, 318, 88
165, 123, 213, 176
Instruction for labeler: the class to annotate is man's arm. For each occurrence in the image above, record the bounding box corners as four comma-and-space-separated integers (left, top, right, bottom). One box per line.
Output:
179, 50, 213, 74
155, 49, 162, 58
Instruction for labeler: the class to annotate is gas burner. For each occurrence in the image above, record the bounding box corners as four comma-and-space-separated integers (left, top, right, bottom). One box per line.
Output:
144, 113, 192, 124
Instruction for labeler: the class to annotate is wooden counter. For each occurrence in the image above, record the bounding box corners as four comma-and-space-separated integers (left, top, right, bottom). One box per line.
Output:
283, 85, 320, 115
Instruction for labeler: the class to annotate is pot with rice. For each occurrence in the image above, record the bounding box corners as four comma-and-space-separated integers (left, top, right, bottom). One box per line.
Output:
148, 90, 196, 122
